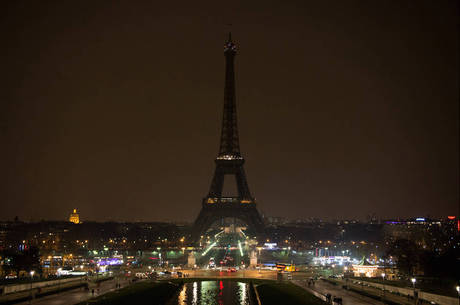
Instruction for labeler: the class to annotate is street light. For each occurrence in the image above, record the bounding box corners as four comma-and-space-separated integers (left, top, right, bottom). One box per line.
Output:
344, 266, 349, 288
29, 270, 35, 300
411, 278, 417, 305
456, 286, 459, 305
381, 273, 385, 302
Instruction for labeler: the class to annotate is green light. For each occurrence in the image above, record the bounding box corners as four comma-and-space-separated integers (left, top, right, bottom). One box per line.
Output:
202, 242, 217, 256
238, 241, 243, 256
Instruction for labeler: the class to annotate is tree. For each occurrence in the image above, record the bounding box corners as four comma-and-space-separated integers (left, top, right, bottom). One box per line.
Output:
386, 239, 419, 275
11, 246, 41, 277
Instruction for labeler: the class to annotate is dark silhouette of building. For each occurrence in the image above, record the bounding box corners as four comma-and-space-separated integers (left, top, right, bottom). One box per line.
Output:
192, 34, 265, 240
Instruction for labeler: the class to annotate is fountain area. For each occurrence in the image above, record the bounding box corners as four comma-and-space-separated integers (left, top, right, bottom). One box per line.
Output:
173, 280, 251, 305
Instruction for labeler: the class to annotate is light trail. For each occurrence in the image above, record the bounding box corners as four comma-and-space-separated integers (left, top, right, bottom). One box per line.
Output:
238, 240, 243, 256
202, 242, 217, 256
214, 230, 224, 238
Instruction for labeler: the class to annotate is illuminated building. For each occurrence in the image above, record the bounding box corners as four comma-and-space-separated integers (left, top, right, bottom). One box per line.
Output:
352, 257, 383, 278
312, 256, 353, 266
69, 209, 80, 224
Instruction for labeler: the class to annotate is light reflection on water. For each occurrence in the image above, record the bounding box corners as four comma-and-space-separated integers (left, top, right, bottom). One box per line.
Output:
193, 282, 198, 304
239, 282, 246, 304
175, 281, 249, 305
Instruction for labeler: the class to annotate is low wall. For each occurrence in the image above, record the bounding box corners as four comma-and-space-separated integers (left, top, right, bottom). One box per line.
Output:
1, 276, 86, 295
348, 279, 457, 305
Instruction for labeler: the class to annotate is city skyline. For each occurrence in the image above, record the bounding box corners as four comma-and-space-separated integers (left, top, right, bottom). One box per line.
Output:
2, 1, 458, 222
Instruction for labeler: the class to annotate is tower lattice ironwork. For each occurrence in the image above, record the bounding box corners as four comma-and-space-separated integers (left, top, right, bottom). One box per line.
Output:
192, 34, 265, 240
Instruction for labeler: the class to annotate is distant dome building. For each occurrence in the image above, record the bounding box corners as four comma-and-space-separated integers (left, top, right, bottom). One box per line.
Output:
69, 209, 80, 224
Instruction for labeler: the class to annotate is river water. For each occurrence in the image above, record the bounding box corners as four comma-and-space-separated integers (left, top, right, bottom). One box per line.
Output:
174, 280, 250, 305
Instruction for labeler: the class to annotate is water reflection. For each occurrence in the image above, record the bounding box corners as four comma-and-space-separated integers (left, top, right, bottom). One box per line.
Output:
178, 285, 187, 304
193, 281, 198, 304
175, 281, 250, 305
238, 282, 246, 304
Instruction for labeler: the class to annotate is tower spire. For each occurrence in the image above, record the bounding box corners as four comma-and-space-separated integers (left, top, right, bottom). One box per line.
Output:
219, 33, 240, 158
207, 34, 251, 199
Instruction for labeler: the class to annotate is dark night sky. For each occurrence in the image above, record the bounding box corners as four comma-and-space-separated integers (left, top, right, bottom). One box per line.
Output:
1, 1, 458, 222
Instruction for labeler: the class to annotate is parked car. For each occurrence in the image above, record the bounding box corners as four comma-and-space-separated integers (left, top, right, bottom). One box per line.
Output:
333, 297, 342, 304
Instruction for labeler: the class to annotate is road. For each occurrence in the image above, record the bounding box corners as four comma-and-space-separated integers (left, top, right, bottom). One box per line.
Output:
15, 277, 130, 305
292, 279, 386, 305
335, 279, 415, 305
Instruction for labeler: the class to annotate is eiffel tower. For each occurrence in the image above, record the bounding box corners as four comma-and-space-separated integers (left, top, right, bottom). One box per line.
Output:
192, 34, 265, 240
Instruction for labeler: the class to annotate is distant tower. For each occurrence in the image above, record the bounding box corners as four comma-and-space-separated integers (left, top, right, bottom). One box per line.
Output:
192, 34, 265, 240
69, 209, 80, 224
